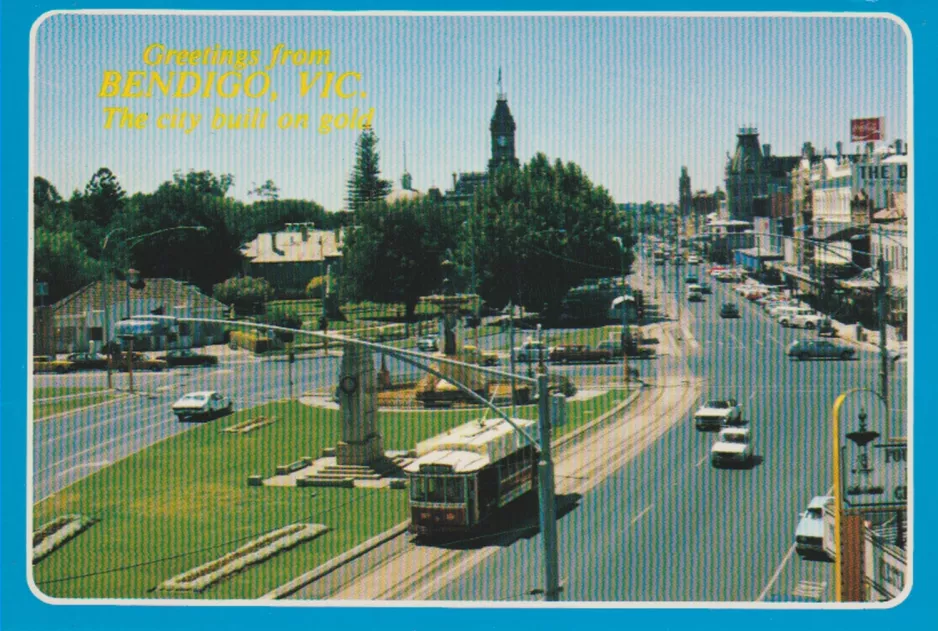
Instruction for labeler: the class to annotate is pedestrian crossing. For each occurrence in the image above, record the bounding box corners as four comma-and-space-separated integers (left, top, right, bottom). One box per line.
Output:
791, 579, 827, 600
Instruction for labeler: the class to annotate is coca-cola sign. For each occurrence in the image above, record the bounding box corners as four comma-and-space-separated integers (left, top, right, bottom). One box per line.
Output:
851, 117, 884, 142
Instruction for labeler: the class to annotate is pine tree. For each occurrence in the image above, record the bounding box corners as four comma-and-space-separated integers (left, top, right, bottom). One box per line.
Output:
346, 127, 392, 212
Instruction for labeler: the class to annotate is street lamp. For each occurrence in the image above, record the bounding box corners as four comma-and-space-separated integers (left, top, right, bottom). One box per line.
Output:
100, 225, 208, 389
613, 236, 630, 385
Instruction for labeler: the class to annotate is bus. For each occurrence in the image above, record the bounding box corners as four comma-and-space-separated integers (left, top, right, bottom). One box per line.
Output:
404, 417, 538, 536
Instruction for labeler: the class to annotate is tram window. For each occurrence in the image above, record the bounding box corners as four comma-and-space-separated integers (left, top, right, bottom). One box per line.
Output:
410, 477, 425, 501
426, 477, 445, 503
445, 477, 464, 503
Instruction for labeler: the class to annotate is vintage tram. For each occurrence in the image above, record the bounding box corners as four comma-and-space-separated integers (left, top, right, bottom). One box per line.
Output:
404, 417, 538, 536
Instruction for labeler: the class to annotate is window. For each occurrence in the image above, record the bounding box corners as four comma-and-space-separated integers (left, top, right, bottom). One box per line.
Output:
426, 477, 445, 503
445, 477, 464, 503
410, 476, 425, 501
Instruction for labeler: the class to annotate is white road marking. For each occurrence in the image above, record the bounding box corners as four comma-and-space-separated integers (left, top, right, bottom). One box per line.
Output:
792, 580, 827, 599
55, 460, 110, 478
757, 543, 796, 601
630, 505, 653, 525
695, 454, 709, 468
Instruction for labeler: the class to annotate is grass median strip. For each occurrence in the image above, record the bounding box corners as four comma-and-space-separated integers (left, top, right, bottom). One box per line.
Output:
32, 387, 629, 599
33, 387, 117, 420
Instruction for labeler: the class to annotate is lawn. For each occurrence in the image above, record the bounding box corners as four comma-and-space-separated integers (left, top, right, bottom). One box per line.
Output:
495, 325, 624, 350
32, 388, 631, 600
33, 387, 118, 420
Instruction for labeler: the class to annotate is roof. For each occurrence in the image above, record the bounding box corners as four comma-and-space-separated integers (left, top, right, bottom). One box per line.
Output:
808, 496, 834, 510
51, 278, 227, 319
241, 229, 342, 264
407, 417, 536, 474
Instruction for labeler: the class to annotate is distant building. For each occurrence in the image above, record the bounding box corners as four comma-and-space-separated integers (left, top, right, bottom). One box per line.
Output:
40, 278, 227, 354
725, 127, 800, 222
240, 224, 343, 295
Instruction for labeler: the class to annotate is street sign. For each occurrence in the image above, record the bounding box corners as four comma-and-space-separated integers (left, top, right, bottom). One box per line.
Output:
835, 390, 907, 510
35, 282, 49, 297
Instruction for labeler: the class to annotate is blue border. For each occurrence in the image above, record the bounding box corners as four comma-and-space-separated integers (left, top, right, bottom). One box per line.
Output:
2, 1, 934, 630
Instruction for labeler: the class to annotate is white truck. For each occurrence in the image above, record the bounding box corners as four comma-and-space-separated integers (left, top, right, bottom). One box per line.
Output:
710, 427, 754, 468
694, 399, 743, 431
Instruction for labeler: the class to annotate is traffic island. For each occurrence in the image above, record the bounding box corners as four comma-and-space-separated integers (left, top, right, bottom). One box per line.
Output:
33, 515, 97, 563
158, 523, 329, 593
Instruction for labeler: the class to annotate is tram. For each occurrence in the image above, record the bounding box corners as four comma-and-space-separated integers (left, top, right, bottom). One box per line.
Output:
404, 417, 538, 536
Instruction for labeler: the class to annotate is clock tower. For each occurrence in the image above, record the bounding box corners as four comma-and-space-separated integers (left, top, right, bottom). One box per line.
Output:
488, 69, 519, 174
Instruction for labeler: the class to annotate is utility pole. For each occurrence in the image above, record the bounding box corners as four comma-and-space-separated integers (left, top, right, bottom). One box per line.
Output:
878, 255, 890, 434
536, 373, 560, 601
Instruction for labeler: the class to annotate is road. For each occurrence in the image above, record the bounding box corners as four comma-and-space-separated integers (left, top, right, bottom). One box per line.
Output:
296, 255, 907, 603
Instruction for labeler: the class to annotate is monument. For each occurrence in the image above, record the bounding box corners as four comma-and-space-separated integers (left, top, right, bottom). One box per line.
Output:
335, 342, 384, 465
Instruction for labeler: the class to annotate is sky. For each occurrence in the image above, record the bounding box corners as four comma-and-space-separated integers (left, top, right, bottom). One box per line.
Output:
32, 12, 909, 211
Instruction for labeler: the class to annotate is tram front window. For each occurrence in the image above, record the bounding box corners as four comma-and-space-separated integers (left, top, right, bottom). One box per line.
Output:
410, 476, 425, 501
445, 477, 464, 503
426, 477, 445, 503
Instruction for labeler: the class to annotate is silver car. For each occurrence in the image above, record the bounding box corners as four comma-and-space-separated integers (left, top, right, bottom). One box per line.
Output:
787, 340, 855, 361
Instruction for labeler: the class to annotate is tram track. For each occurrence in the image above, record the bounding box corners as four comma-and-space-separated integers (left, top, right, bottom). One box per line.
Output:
308, 371, 699, 602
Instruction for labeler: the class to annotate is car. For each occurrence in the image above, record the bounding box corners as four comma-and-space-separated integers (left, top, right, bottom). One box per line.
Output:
687, 255, 701, 265
417, 335, 439, 352
33, 355, 75, 374
720, 303, 740, 319
549, 344, 613, 364
710, 427, 754, 468
116, 353, 168, 372
778, 307, 820, 328
65, 352, 108, 370
159, 349, 219, 367
687, 289, 704, 302
685, 274, 699, 284
461, 344, 499, 366
795, 496, 834, 559
697, 282, 712, 295
787, 311, 826, 330
172, 391, 233, 422
788, 339, 855, 360
695, 398, 743, 431
512, 341, 550, 363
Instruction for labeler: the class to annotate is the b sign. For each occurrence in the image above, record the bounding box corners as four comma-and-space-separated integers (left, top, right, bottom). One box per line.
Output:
835, 389, 907, 510
851, 117, 884, 142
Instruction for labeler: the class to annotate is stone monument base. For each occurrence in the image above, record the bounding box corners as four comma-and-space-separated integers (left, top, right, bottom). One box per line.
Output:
336, 433, 384, 466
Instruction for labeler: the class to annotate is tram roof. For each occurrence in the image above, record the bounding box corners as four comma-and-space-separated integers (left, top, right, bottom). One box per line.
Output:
405, 417, 536, 474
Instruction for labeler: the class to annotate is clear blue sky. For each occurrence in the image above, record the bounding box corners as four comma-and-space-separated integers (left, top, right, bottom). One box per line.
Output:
33, 12, 909, 210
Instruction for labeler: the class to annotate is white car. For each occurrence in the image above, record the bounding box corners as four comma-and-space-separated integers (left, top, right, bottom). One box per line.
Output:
795, 496, 834, 558
512, 341, 550, 363
710, 427, 754, 468
788, 311, 826, 330
687, 255, 701, 265
778, 307, 819, 328
694, 399, 743, 431
172, 391, 233, 422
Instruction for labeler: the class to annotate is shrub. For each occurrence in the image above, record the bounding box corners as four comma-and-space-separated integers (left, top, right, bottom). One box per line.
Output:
305, 276, 326, 299
213, 276, 275, 316
229, 330, 273, 353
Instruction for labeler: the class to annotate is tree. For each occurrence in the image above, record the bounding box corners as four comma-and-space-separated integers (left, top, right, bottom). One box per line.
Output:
34, 228, 100, 303
466, 154, 631, 317
116, 170, 243, 292
342, 196, 461, 322
248, 179, 281, 201
34, 177, 70, 232
213, 276, 275, 315
69, 168, 127, 257
346, 127, 391, 212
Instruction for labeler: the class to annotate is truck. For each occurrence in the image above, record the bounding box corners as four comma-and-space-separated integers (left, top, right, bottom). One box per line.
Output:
694, 399, 743, 431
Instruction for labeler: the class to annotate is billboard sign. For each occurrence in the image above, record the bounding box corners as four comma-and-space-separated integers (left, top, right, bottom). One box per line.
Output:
851, 117, 884, 142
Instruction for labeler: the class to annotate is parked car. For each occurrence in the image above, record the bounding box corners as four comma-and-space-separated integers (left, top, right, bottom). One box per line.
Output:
795, 496, 834, 559
65, 352, 108, 370
788, 340, 855, 360
685, 274, 699, 284
697, 282, 712, 295
512, 341, 551, 363
33, 355, 75, 374
461, 344, 499, 366
778, 307, 820, 328
695, 398, 743, 431
172, 391, 233, 422
720, 303, 740, 319
159, 349, 219, 367
417, 335, 439, 352
787, 311, 826, 330
710, 427, 754, 468
117, 353, 168, 372
549, 344, 613, 364
687, 288, 704, 302
687, 255, 701, 265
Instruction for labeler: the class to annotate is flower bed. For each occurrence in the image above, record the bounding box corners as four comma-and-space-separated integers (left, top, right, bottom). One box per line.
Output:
159, 523, 329, 593
33, 515, 96, 563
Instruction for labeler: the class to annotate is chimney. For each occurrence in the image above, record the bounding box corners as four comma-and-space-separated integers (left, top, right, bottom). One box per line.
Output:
452, 172, 458, 190
895, 139, 904, 155
762, 144, 771, 158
